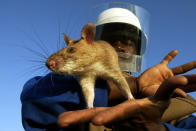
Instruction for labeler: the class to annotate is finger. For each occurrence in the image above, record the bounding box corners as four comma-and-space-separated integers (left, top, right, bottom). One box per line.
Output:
154, 76, 188, 100
178, 75, 196, 92
171, 61, 196, 75
179, 83, 196, 93
173, 88, 188, 98
184, 74, 196, 83
161, 50, 178, 65
58, 107, 108, 127
92, 100, 139, 125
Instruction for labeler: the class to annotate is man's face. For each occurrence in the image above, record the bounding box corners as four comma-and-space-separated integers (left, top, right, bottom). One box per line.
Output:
112, 40, 137, 55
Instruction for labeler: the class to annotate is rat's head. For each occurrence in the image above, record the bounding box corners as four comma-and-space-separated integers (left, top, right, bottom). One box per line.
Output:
46, 23, 97, 75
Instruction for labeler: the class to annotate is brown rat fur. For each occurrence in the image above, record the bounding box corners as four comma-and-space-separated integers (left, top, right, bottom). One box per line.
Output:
46, 23, 134, 108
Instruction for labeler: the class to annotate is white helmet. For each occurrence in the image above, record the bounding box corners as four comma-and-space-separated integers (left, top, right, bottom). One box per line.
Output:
96, 8, 141, 30
94, 6, 148, 73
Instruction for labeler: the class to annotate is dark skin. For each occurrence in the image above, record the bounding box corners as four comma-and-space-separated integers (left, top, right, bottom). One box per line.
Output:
113, 40, 137, 54
58, 50, 196, 130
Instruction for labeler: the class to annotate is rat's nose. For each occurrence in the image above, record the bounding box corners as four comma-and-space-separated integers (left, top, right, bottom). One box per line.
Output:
46, 60, 56, 70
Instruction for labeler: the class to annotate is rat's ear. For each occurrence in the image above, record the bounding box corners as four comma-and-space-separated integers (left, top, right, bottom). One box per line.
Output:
63, 33, 73, 45
81, 23, 96, 44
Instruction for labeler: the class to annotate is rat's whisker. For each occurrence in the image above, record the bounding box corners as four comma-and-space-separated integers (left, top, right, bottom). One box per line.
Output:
16, 42, 48, 60
38, 67, 50, 76
18, 27, 50, 58
29, 64, 46, 69
67, 16, 80, 38
43, 68, 50, 74
18, 64, 46, 79
19, 56, 46, 64
22, 46, 48, 60
57, 19, 62, 51
29, 65, 46, 74
26, 59, 46, 64
31, 25, 51, 57
50, 73, 55, 88
64, 11, 73, 37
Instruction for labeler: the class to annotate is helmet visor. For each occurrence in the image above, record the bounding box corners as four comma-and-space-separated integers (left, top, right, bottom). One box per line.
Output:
88, 2, 149, 72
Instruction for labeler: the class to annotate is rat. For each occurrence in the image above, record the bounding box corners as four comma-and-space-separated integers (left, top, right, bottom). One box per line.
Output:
46, 23, 134, 108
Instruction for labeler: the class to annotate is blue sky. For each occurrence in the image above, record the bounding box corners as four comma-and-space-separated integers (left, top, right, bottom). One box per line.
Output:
0, 0, 196, 130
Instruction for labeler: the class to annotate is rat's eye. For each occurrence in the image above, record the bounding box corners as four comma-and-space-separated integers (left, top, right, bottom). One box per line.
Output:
67, 47, 76, 53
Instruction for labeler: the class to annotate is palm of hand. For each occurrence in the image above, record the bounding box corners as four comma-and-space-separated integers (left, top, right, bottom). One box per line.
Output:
137, 50, 195, 97
138, 63, 174, 97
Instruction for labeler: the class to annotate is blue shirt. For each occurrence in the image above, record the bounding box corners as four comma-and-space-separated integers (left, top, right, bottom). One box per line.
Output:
21, 73, 109, 131
164, 115, 196, 131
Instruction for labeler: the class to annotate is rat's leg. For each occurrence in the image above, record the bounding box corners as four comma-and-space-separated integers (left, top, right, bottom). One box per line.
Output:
79, 76, 96, 108
107, 71, 134, 100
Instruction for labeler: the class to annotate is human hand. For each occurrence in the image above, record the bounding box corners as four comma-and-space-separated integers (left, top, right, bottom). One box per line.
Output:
58, 75, 196, 130
137, 50, 196, 97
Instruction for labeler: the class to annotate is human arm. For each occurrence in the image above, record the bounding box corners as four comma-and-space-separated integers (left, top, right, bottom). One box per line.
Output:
58, 75, 196, 131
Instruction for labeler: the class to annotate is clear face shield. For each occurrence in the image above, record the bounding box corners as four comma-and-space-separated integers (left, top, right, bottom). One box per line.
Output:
87, 2, 149, 73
